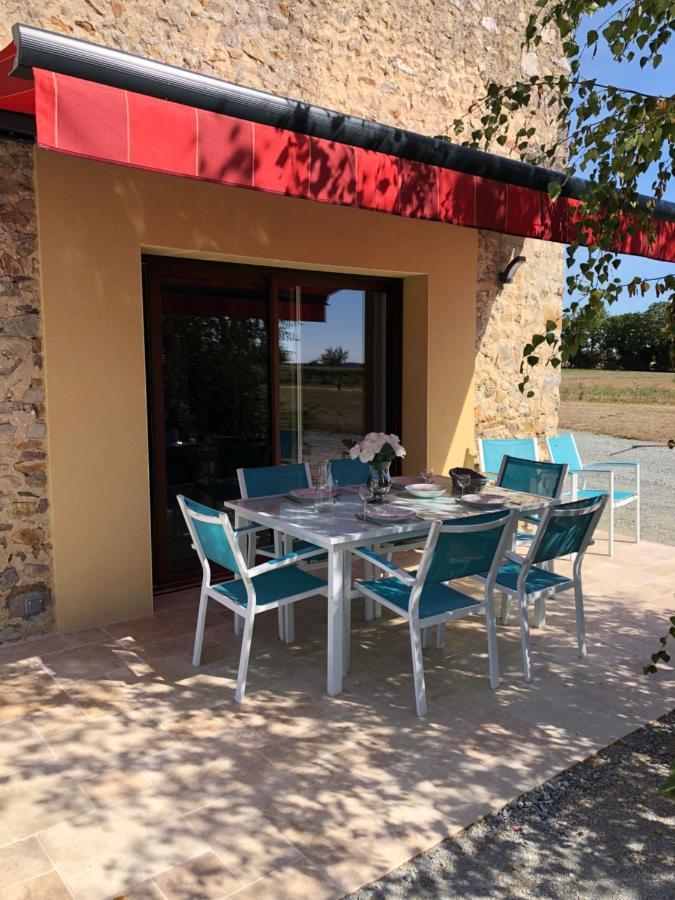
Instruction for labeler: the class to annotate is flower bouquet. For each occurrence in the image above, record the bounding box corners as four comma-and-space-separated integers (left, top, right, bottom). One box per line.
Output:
349, 432, 406, 501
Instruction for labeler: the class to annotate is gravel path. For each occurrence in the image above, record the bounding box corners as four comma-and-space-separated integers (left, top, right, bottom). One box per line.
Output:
572, 431, 675, 545
349, 712, 675, 900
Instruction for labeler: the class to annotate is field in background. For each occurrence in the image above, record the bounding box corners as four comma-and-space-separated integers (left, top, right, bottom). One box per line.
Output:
560, 370, 675, 442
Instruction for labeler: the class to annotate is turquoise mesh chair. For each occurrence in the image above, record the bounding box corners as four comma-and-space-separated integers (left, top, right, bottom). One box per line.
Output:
547, 433, 639, 556
236, 461, 320, 560
329, 457, 370, 486
497, 455, 567, 499
178, 495, 327, 703
496, 455, 568, 574
353, 509, 516, 716
476, 494, 608, 682
478, 437, 538, 478
237, 462, 323, 642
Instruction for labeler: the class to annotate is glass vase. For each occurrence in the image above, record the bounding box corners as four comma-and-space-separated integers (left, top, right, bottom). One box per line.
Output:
368, 460, 392, 503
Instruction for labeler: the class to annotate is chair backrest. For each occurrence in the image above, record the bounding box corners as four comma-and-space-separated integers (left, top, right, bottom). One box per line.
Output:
546, 433, 583, 473
418, 510, 515, 586
478, 437, 538, 476
177, 495, 243, 575
530, 494, 608, 565
237, 462, 312, 499
497, 455, 568, 499
329, 457, 370, 486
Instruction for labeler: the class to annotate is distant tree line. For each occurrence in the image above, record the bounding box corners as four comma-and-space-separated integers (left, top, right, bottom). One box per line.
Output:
564, 302, 672, 371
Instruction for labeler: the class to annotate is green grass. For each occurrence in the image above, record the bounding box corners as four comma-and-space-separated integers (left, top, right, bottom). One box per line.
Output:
280, 384, 365, 433
561, 370, 675, 405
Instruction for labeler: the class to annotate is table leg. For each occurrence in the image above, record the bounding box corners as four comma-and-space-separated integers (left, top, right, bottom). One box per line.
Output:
327, 548, 345, 696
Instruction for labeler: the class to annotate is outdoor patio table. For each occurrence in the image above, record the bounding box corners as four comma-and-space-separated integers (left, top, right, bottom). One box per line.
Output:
224, 480, 554, 696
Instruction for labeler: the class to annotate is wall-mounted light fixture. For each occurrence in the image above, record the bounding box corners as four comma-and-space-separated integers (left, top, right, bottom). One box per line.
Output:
499, 255, 527, 283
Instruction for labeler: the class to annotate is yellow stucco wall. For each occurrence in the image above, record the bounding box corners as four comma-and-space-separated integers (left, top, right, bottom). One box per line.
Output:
35, 150, 477, 630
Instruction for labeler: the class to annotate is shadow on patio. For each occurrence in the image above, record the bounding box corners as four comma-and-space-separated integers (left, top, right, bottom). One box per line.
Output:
0, 539, 672, 898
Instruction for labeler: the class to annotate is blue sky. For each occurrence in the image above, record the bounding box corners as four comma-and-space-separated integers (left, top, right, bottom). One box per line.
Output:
282, 289, 365, 364
571, 4, 674, 314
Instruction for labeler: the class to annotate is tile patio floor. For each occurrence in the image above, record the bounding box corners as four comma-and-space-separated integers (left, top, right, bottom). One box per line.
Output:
0, 538, 673, 899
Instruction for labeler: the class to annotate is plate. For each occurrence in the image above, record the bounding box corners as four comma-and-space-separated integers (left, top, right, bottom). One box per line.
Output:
285, 488, 316, 503
404, 483, 446, 499
458, 493, 506, 509
359, 505, 417, 524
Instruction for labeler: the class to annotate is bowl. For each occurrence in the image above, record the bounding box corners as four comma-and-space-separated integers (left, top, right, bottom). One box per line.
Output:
404, 483, 446, 499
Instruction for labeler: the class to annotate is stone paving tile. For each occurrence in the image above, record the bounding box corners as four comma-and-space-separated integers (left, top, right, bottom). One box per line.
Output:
0, 763, 94, 845
226, 861, 339, 900
0, 837, 52, 892
0, 719, 55, 778
185, 802, 303, 887
40, 640, 143, 681
38, 794, 208, 900
0, 870, 71, 900
0, 670, 72, 725
152, 851, 241, 899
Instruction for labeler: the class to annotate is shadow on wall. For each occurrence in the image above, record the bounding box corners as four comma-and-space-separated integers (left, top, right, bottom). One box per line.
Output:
475, 231, 563, 445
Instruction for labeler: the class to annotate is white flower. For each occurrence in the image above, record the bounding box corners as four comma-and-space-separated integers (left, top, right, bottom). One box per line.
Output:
350, 431, 406, 463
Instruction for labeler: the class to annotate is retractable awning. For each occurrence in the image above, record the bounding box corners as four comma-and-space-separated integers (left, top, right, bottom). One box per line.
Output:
2, 24, 673, 263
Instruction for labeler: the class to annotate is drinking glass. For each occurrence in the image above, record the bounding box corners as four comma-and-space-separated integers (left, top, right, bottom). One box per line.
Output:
315, 461, 333, 512
420, 467, 434, 483
456, 472, 471, 497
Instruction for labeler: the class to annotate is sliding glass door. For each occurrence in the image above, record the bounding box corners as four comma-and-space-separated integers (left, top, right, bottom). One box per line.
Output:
145, 258, 401, 589
279, 283, 394, 478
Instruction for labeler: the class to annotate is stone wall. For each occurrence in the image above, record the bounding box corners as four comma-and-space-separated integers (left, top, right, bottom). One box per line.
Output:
475, 232, 563, 440
0, 1, 565, 638
0, 140, 53, 641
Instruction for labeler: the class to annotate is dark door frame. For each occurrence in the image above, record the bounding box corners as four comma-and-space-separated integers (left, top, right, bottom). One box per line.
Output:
143, 255, 403, 592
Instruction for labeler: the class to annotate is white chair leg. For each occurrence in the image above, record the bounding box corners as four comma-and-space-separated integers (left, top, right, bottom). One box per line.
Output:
608, 502, 614, 556
533, 596, 546, 629
234, 615, 255, 703
374, 602, 382, 618
363, 561, 375, 621
192, 584, 209, 666
485, 592, 500, 690
500, 592, 512, 626
422, 626, 432, 649
518, 596, 532, 683
435, 622, 446, 649
409, 622, 428, 717
284, 603, 295, 644
574, 577, 586, 658
343, 591, 351, 674
277, 607, 286, 641
635, 497, 640, 544
234, 613, 244, 636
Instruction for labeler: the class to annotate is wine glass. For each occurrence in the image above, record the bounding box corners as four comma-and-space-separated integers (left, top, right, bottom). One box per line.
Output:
455, 472, 471, 498
420, 467, 434, 484
357, 485, 372, 517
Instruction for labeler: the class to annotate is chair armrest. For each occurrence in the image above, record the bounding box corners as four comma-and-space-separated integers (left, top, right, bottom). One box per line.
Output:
352, 546, 416, 585
247, 546, 326, 578
570, 467, 614, 476
588, 460, 638, 469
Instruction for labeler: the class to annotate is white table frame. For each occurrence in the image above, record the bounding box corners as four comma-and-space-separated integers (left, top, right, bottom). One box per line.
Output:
225, 483, 552, 696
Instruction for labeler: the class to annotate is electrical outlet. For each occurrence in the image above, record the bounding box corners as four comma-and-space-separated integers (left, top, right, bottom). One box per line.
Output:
25, 597, 43, 617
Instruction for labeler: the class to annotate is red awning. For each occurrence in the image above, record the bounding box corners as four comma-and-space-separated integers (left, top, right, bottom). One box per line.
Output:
0, 41, 33, 114
1, 38, 673, 264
